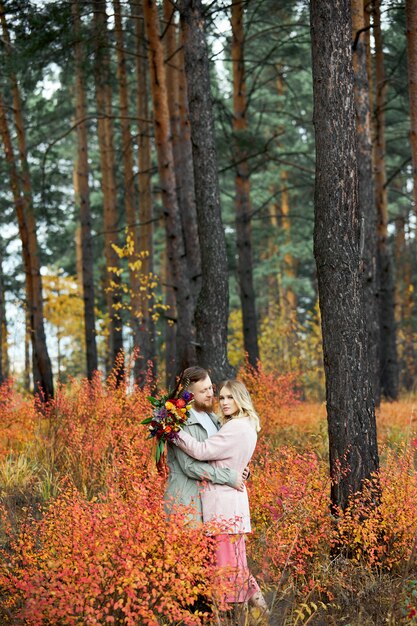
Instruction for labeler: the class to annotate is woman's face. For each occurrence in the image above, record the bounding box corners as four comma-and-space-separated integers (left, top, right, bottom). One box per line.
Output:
219, 386, 239, 418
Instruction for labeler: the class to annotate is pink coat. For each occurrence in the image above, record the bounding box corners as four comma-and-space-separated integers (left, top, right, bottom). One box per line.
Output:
175, 417, 257, 534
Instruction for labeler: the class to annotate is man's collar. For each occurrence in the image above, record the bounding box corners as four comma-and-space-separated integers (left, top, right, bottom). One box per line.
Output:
187, 407, 220, 427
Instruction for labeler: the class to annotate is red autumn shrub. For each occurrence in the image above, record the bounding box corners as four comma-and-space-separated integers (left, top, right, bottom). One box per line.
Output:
0, 482, 218, 625
42, 370, 154, 496
247, 440, 331, 580
0, 379, 38, 457
239, 362, 301, 435
334, 445, 417, 570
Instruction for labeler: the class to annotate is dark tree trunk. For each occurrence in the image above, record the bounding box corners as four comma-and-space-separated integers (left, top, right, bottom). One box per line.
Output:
114, 0, 144, 385
351, 0, 380, 406
231, 0, 259, 369
163, 1, 201, 307
143, 0, 196, 380
373, 0, 399, 400
178, 0, 234, 384
72, 0, 98, 380
0, 245, 5, 384
130, 0, 157, 385
93, 0, 124, 379
177, 25, 202, 305
310, 0, 379, 513
406, 0, 417, 218
394, 214, 415, 391
0, 9, 54, 399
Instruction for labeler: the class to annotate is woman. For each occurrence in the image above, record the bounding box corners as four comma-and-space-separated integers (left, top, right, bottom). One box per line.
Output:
173, 379, 268, 614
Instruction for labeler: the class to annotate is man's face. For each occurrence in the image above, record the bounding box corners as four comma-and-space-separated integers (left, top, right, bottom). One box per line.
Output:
190, 375, 214, 412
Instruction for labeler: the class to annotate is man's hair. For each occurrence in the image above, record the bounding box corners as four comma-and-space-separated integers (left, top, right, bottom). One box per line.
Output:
182, 366, 209, 386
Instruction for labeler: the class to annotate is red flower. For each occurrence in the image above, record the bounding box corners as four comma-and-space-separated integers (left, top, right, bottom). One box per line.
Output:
176, 398, 186, 408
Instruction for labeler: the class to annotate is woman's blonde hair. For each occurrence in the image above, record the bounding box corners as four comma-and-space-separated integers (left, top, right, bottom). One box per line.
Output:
218, 380, 261, 432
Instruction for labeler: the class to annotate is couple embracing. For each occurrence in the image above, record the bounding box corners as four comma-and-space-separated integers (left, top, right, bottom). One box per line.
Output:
164, 366, 269, 617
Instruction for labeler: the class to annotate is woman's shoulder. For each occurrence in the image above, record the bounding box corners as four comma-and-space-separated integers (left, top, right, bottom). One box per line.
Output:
222, 416, 256, 431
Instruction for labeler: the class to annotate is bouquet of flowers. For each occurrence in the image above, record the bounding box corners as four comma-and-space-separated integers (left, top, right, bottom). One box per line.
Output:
141, 384, 194, 464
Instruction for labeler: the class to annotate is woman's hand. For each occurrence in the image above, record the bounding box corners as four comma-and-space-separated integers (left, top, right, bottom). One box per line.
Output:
234, 471, 245, 491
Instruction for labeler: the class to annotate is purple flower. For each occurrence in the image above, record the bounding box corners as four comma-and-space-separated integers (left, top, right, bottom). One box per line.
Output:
153, 407, 168, 422
182, 390, 193, 402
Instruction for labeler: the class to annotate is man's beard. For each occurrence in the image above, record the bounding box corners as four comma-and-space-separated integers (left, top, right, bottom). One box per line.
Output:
193, 398, 214, 413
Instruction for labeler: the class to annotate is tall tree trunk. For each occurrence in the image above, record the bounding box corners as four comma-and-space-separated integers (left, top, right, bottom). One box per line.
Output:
93, 0, 124, 378
24, 307, 30, 392
310, 0, 379, 513
113, 0, 145, 383
130, 0, 156, 385
264, 191, 280, 321
0, 8, 54, 399
231, 0, 259, 369
178, 0, 234, 383
143, 0, 196, 380
162, 1, 200, 384
161, 0, 179, 382
72, 0, 98, 380
178, 24, 202, 304
351, 0, 380, 406
406, 0, 417, 220
163, 0, 201, 307
0, 245, 5, 383
280, 170, 297, 325
394, 214, 415, 391
373, 0, 399, 399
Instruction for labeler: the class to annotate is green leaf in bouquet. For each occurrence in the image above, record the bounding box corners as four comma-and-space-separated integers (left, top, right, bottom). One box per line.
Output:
155, 439, 165, 464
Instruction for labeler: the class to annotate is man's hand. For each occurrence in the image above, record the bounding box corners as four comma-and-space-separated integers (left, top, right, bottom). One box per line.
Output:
242, 466, 251, 480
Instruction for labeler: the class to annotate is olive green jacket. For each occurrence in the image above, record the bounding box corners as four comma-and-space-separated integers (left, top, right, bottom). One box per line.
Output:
164, 408, 238, 523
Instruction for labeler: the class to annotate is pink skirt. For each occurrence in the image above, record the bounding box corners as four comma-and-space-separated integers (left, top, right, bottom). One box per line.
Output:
214, 534, 260, 604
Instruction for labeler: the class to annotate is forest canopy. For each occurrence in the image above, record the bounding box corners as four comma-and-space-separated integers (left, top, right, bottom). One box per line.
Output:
0, 0, 414, 401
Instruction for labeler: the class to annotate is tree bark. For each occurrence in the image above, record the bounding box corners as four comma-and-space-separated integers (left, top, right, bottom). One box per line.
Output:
143, 0, 196, 379
310, 0, 379, 512
93, 0, 124, 378
163, 1, 201, 307
0, 245, 5, 384
231, 0, 259, 369
114, 0, 145, 383
72, 0, 98, 380
0, 6, 54, 399
178, 0, 234, 383
372, 0, 399, 400
161, 0, 179, 383
406, 0, 417, 221
280, 170, 297, 325
394, 213, 415, 391
351, 0, 380, 406
130, 0, 157, 385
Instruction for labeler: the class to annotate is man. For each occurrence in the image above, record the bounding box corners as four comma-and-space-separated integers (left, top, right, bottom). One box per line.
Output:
164, 365, 245, 523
